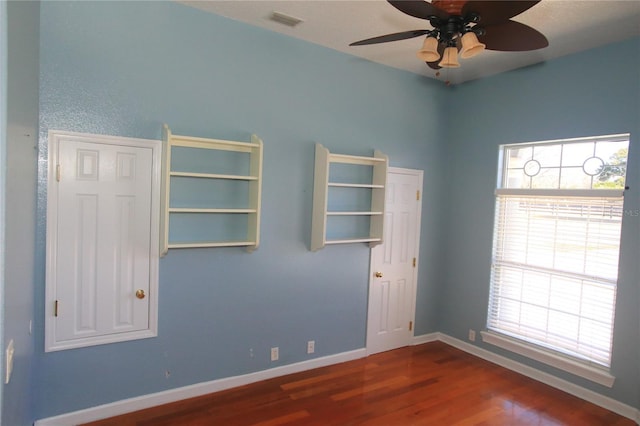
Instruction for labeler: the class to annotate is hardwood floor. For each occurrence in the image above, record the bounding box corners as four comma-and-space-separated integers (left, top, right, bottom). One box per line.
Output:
84, 342, 635, 426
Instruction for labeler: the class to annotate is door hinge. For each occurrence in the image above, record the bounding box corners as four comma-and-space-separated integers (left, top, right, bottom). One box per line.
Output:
56, 164, 61, 182
54, 300, 59, 317
409, 321, 413, 331
416, 190, 420, 201
413, 258, 416, 268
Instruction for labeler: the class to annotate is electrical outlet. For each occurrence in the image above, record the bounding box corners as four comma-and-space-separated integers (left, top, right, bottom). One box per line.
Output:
307, 340, 315, 354
249, 348, 254, 358
468, 329, 476, 342
271, 347, 279, 361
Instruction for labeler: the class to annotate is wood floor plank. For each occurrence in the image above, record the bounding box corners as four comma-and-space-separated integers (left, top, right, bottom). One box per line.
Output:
83, 342, 635, 426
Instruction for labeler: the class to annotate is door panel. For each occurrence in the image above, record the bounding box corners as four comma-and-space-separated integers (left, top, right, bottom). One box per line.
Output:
367, 169, 422, 355
47, 131, 160, 351
56, 139, 152, 341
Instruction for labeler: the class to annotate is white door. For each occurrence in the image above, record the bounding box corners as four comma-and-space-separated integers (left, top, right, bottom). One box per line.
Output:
366, 168, 422, 355
46, 131, 160, 352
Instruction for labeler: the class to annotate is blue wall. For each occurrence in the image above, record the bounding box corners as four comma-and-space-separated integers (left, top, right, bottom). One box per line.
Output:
440, 37, 640, 407
35, 1, 448, 419
3, 1, 39, 425
23, 0, 640, 421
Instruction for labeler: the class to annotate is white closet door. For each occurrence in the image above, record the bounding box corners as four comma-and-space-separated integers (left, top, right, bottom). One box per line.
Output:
367, 168, 422, 355
46, 131, 160, 351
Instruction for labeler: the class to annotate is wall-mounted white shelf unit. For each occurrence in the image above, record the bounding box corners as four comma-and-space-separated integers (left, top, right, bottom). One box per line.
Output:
311, 143, 388, 251
160, 125, 263, 256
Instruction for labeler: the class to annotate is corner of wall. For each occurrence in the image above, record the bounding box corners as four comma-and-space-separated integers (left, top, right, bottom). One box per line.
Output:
3, 1, 40, 425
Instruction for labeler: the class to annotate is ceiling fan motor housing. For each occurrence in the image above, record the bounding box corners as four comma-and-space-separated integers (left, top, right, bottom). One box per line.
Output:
432, 0, 467, 15
430, 14, 480, 46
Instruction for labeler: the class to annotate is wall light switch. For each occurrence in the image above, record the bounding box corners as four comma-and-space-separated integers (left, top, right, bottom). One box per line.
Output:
5, 339, 15, 384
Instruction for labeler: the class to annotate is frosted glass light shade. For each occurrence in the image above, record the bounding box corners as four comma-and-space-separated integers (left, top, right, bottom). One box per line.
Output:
439, 46, 460, 68
416, 37, 440, 62
460, 32, 486, 59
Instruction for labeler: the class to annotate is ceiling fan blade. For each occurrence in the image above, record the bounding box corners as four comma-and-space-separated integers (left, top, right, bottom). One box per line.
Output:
387, 0, 450, 20
350, 29, 429, 46
479, 20, 548, 51
462, 1, 541, 26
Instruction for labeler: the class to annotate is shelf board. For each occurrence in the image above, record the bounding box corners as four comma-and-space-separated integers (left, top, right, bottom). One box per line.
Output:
325, 237, 382, 245
169, 208, 257, 214
329, 153, 387, 166
171, 136, 259, 153
170, 171, 257, 181
328, 182, 384, 189
326, 211, 383, 216
168, 241, 256, 249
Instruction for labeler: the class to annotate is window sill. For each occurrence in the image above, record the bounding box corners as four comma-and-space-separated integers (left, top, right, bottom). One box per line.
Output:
481, 331, 615, 388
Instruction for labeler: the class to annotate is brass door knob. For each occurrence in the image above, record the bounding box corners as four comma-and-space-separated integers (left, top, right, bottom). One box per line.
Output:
375, 272, 383, 278
135, 289, 146, 299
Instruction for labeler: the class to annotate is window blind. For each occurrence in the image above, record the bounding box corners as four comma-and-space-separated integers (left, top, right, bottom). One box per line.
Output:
488, 193, 623, 368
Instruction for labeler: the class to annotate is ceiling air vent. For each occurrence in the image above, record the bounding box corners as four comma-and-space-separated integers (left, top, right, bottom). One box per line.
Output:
269, 11, 304, 27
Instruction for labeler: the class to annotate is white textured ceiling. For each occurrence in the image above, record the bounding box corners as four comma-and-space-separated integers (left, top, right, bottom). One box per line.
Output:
180, 0, 640, 85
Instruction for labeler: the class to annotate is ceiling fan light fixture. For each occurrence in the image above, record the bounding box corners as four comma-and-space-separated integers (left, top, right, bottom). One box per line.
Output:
416, 36, 440, 62
439, 46, 460, 68
460, 31, 486, 59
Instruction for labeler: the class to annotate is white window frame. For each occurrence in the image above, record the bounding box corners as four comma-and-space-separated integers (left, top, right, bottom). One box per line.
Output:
483, 134, 629, 387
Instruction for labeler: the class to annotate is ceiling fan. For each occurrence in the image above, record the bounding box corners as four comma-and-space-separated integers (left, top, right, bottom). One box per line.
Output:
350, 0, 548, 70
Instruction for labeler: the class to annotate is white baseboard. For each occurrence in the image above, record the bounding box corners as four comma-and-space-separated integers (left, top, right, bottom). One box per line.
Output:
35, 348, 366, 426
480, 331, 615, 387
412, 332, 440, 345
35, 334, 640, 425
438, 333, 640, 423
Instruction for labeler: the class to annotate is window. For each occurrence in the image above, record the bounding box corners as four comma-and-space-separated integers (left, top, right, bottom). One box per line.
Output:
485, 134, 629, 384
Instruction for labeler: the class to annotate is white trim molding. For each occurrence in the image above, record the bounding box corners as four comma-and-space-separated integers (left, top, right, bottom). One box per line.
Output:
35, 334, 640, 425
440, 333, 638, 422
481, 331, 615, 387
35, 348, 366, 426
412, 332, 439, 346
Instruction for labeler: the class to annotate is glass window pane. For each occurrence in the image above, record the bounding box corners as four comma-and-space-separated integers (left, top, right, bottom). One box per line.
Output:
595, 141, 628, 161
548, 311, 579, 344
594, 143, 628, 188
554, 219, 587, 274
520, 303, 548, 336
559, 167, 591, 189
549, 276, 582, 314
497, 298, 521, 327
504, 168, 530, 189
506, 146, 532, 168
581, 282, 615, 323
533, 144, 561, 167
521, 271, 549, 306
497, 269, 523, 300
561, 142, 595, 167
531, 167, 560, 188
